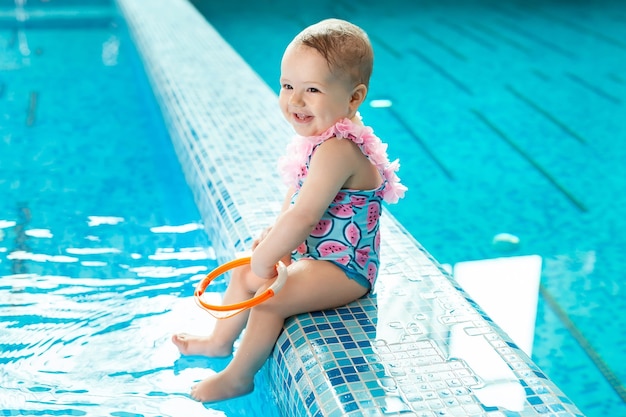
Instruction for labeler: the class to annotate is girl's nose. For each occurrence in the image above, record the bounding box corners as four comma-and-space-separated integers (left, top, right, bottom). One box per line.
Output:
289, 91, 304, 107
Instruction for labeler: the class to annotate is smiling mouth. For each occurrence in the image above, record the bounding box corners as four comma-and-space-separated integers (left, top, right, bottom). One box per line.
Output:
293, 113, 312, 123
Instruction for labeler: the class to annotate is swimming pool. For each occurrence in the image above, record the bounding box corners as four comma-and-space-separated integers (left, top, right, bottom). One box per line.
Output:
0, 2, 280, 416
190, 0, 626, 416
1, 0, 610, 415
117, 0, 587, 416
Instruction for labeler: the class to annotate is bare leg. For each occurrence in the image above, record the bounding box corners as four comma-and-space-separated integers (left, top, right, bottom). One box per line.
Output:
172, 265, 257, 357
190, 259, 368, 402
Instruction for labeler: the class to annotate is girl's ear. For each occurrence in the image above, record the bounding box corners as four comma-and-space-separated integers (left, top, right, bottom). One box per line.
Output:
349, 84, 368, 111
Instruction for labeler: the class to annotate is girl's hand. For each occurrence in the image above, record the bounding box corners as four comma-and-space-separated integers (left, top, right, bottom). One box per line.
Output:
252, 262, 279, 280
250, 249, 279, 279
252, 227, 272, 250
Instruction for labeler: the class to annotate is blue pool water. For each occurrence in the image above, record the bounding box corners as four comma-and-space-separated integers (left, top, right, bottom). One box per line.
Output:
0, 2, 280, 416
192, 0, 626, 416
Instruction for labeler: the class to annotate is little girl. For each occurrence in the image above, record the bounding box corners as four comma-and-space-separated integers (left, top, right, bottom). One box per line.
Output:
172, 18, 406, 402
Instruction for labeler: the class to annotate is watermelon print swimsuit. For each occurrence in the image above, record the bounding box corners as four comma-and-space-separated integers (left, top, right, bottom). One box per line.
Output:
278, 117, 407, 290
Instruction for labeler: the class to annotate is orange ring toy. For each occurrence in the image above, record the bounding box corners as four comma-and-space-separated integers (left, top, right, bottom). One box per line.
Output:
194, 257, 288, 319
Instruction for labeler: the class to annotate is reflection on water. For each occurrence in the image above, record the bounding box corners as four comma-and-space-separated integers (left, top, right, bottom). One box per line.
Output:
0, 219, 279, 417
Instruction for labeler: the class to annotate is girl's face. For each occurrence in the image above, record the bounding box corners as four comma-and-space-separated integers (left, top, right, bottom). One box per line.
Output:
278, 44, 364, 137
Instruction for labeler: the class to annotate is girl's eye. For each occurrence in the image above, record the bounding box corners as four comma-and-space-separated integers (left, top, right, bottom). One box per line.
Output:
307, 87, 320, 93
282, 83, 293, 90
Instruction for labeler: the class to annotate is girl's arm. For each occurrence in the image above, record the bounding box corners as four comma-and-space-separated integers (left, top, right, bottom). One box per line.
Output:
251, 138, 359, 278
251, 186, 295, 250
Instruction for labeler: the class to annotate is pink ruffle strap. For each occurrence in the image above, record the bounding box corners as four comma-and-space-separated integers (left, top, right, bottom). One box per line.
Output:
278, 118, 407, 204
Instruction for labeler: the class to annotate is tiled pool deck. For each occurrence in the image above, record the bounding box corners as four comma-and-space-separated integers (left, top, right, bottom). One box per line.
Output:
117, 0, 584, 415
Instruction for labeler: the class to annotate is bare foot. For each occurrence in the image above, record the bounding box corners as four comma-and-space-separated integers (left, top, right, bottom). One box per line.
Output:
171, 333, 232, 357
191, 372, 254, 402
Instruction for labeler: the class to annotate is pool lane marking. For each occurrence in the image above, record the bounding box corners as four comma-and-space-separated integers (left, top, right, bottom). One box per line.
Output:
471, 110, 588, 212
530, 11, 626, 51
608, 73, 624, 86
411, 27, 467, 61
8, 28, 17, 48
370, 34, 472, 96
506, 85, 588, 145
565, 72, 622, 105
468, 21, 533, 55
539, 284, 626, 403
387, 108, 455, 181
408, 48, 473, 96
490, 2, 626, 51
436, 19, 499, 51
11, 203, 31, 275
26, 91, 38, 126
368, 34, 403, 59
492, 19, 577, 59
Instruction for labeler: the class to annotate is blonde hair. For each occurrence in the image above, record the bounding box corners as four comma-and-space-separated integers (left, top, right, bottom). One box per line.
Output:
292, 19, 374, 88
